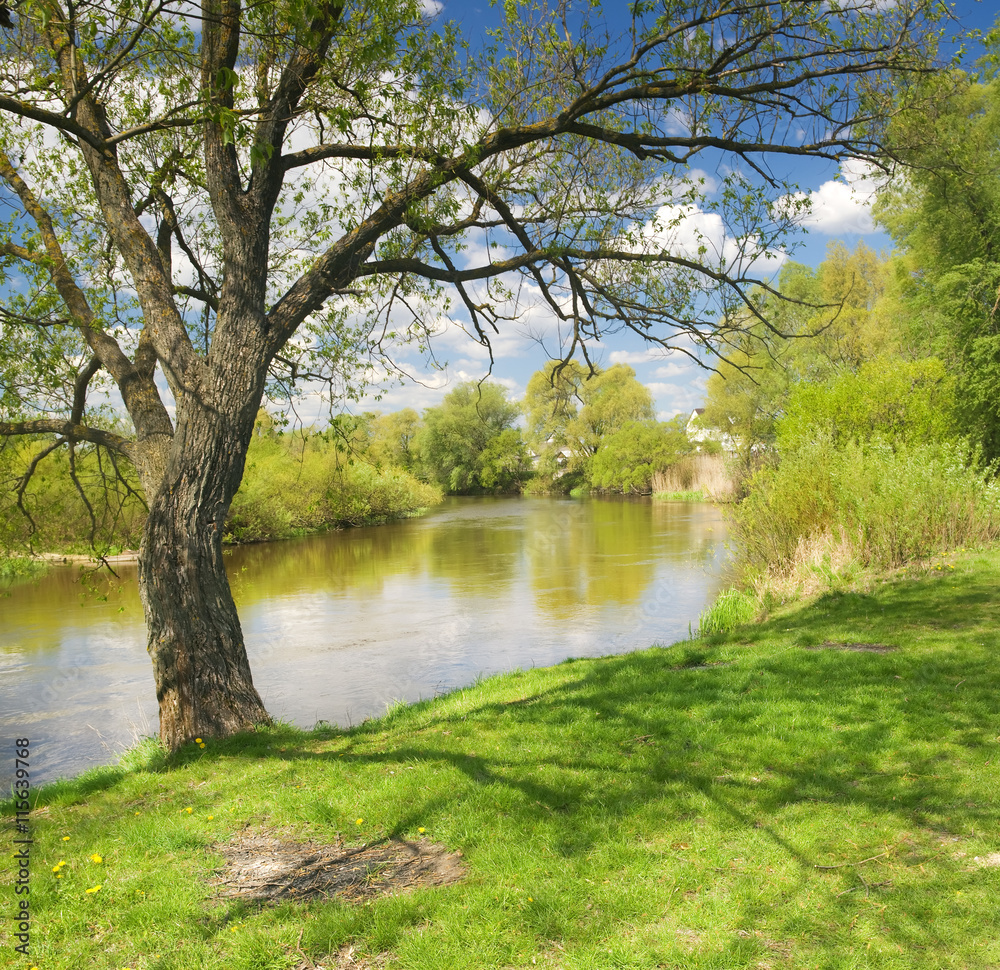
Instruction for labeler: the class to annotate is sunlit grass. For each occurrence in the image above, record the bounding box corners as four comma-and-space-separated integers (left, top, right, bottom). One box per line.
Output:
5, 547, 1000, 967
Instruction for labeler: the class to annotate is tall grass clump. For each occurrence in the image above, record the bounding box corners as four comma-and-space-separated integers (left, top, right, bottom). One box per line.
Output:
698, 586, 759, 633
730, 437, 1000, 598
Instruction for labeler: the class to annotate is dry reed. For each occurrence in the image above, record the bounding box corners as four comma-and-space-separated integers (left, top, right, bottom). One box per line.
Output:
652, 453, 735, 501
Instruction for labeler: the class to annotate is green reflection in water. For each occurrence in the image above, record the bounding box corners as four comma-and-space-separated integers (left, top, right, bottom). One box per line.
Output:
1, 497, 728, 655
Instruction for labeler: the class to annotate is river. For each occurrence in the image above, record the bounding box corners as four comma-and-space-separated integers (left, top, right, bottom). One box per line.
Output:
0, 495, 730, 785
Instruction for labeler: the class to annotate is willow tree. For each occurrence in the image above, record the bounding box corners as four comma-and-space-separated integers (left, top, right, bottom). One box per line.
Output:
0, 0, 944, 749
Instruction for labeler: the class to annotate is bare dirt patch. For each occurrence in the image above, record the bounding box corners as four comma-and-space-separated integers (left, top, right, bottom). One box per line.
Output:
210, 831, 465, 904
805, 641, 896, 653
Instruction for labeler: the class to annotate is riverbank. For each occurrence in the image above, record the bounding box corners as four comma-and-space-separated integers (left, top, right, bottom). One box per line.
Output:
5, 545, 1000, 968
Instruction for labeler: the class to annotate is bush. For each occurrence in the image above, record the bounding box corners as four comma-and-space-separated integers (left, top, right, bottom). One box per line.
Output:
729, 438, 1000, 585
226, 433, 442, 542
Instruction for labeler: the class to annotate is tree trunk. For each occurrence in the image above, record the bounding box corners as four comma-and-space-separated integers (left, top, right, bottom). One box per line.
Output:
137, 398, 271, 751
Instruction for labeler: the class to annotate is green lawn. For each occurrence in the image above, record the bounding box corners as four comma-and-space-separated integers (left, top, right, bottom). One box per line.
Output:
4, 548, 1000, 968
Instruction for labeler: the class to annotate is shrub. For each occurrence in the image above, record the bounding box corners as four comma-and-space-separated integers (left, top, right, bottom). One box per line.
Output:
729, 438, 1000, 588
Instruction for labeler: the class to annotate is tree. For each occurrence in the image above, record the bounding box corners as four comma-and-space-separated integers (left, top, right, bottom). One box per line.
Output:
564, 364, 657, 460
702, 243, 902, 461
875, 72, 1000, 457
416, 381, 523, 492
367, 408, 422, 472
0, 0, 945, 749
776, 357, 958, 453
587, 417, 692, 494
524, 360, 655, 471
523, 360, 590, 453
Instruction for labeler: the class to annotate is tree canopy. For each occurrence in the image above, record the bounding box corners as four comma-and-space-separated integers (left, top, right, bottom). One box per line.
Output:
416, 381, 528, 493
0, 0, 948, 748
875, 71, 1000, 457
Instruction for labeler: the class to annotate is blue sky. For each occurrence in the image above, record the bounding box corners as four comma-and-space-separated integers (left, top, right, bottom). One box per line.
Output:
331, 0, 997, 425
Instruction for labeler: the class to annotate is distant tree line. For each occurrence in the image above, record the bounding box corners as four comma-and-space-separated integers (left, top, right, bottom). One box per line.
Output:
346, 363, 698, 498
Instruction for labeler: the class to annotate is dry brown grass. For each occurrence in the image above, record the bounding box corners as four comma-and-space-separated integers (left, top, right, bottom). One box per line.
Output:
746, 527, 863, 603
652, 453, 735, 501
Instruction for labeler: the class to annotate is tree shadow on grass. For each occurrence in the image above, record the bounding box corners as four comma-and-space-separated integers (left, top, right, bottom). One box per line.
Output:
10, 567, 1000, 964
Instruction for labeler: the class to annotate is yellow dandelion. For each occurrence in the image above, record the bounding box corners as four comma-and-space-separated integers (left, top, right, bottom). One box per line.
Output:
85, 885, 102, 894
184, 807, 193, 813
195, 738, 202, 743
52, 866, 61, 872
199, 743, 206, 749
418, 827, 425, 834
62, 836, 70, 841
528, 896, 534, 902
356, 817, 363, 825
90, 854, 103, 864
135, 811, 141, 815
207, 815, 214, 820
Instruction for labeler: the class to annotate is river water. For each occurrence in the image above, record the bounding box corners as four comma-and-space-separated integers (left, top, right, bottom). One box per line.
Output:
0, 496, 730, 785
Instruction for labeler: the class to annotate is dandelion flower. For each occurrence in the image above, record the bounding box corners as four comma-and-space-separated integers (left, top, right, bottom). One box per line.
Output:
418, 827, 425, 834
52, 866, 61, 872
356, 818, 363, 825
62, 836, 70, 841
90, 854, 103, 864
185, 807, 193, 814
207, 815, 214, 820
195, 738, 202, 743
85, 885, 102, 894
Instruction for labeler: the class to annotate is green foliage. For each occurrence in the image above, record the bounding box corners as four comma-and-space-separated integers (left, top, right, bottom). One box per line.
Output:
567, 365, 656, 457
702, 243, 902, 462
729, 439, 1000, 580
587, 417, 693, 494
776, 357, 958, 452
366, 408, 422, 472
226, 430, 442, 542
877, 74, 1000, 457
524, 361, 657, 490
416, 381, 527, 494
477, 427, 534, 492
523, 360, 589, 452
0, 422, 442, 552
0, 438, 147, 554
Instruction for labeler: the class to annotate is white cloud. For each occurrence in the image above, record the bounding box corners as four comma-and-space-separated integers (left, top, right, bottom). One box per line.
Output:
785, 160, 884, 235
653, 362, 696, 379
608, 349, 670, 366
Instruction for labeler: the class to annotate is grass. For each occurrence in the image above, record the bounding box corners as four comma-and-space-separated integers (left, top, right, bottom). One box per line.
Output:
653, 488, 707, 502
698, 587, 760, 634
5, 546, 1000, 968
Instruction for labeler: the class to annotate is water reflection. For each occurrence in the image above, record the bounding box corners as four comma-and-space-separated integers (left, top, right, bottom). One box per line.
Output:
0, 496, 729, 784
